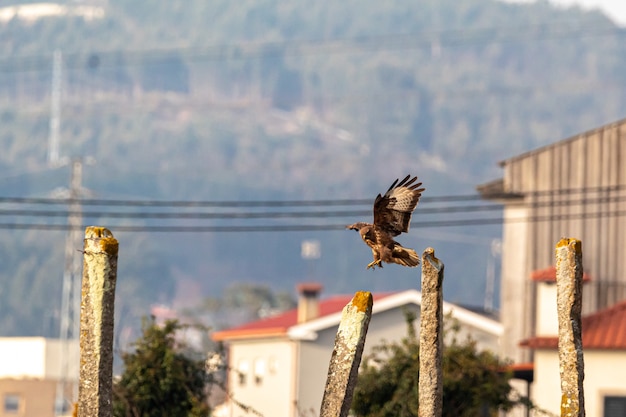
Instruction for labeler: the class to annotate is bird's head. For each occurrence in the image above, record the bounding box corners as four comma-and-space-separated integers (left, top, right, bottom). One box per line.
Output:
346, 222, 367, 231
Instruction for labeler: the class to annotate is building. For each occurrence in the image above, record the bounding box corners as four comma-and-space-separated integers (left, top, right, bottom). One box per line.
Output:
478, 117, 626, 362
521, 274, 626, 416
212, 283, 503, 417
0, 338, 78, 417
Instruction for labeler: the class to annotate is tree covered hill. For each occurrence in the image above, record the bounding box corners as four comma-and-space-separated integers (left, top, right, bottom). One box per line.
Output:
0, 0, 625, 338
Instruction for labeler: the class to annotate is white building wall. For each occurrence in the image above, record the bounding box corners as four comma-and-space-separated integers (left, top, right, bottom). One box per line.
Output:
294, 306, 423, 415
531, 349, 626, 416
535, 283, 558, 336
44, 338, 79, 380
0, 338, 47, 378
296, 328, 335, 416
227, 339, 296, 417
500, 205, 531, 362
530, 350, 561, 415
294, 304, 501, 416
585, 351, 626, 417
226, 301, 501, 417
0, 337, 78, 380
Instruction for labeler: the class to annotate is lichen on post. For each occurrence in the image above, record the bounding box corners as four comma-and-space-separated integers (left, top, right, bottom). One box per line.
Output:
78, 227, 119, 417
419, 247, 444, 417
320, 291, 373, 417
555, 238, 585, 417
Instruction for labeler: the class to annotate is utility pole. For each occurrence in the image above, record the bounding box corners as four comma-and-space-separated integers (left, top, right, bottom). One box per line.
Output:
48, 46, 90, 415
56, 158, 84, 415
484, 239, 502, 313
48, 49, 62, 167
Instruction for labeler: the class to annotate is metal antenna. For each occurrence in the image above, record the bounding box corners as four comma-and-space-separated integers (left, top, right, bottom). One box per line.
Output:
56, 158, 84, 415
48, 50, 62, 167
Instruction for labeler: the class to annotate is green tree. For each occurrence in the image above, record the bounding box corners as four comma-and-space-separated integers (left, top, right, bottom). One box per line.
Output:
113, 318, 212, 417
352, 314, 521, 417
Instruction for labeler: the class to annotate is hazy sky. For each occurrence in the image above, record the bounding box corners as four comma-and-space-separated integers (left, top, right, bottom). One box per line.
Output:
561, 0, 626, 24
521, 0, 626, 25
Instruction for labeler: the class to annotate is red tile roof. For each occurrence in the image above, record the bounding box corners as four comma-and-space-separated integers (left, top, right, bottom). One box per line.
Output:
506, 362, 534, 383
508, 362, 534, 372
583, 299, 626, 348
212, 293, 394, 341
520, 336, 558, 349
521, 299, 626, 349
530, 266, 591, 282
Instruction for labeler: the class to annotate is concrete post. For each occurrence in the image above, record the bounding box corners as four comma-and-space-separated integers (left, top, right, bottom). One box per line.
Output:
78, 227, 119, 417
419, 247, 444, 417
320, 291, 373, 417
555, 238, 585, 417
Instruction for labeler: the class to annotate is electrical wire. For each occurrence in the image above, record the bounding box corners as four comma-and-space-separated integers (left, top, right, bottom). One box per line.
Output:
0, 205, 503, 219
1, 185, 625, 232
2, 191, 626, 219
0, 183, 623, 207
1, 203, 626, 232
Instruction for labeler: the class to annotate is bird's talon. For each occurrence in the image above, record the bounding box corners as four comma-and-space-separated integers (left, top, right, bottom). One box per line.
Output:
366, 260, 383, 270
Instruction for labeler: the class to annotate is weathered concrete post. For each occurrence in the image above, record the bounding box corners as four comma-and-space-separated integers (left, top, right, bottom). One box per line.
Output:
320, 291, 373, 417
78, 227, 119, 417
419, 247, 444, 417
555, 238, 585, 417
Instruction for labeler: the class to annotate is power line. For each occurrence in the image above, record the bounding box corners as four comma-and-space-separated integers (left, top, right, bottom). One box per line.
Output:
0, 204, 503, 219
1, 183, 624, 208
2, 207, 626, 233
4, 190, 626, 220
0, 195, 486, 207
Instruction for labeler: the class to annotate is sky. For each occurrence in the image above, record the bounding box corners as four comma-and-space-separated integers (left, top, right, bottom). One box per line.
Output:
560, 0, 626, 25
519, 0, 626, 26
503, 0, 626, 26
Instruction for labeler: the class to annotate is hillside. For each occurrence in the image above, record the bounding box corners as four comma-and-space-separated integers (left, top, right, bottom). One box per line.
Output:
0, 0, 625, 338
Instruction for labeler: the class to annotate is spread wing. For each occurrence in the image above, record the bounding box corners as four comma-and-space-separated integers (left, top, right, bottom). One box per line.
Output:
373, 175, 425, 236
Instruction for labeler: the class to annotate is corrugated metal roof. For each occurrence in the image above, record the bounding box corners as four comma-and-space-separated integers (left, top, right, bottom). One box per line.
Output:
498, 117, 626, 167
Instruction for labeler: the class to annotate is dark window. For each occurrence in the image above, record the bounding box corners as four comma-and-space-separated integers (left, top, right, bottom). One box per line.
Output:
4, 394, 20, 413
605, 396, 626, 417
238, 371, 247, 386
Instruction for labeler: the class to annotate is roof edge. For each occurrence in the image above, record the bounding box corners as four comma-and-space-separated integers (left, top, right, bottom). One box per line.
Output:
212, 327, 288, 342
475, 178, 524, 201
499, 117, 626, 167
288, 289, 503, 341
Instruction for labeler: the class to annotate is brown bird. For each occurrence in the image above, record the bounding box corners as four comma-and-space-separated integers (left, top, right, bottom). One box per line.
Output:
347, 175, 425, 270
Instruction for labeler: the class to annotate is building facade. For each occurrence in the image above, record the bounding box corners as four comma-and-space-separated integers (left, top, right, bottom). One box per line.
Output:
522, 278, 626, 416
0, 338, 78, 417
212, 284, 503, 417
479, 117, 626, 362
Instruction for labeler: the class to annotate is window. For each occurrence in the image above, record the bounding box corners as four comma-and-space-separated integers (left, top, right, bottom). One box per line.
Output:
268, 356, 278, 374
4, 394, 20, 413
604, 396, 626, 417
55, 397, 72, 415
237, 359, 249, 386
253, 358, 266, 385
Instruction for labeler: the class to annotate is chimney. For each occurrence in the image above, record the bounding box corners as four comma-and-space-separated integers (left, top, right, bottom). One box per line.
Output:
535, 280, 558, 336
297, 282, 323, 323
532, 266, 590, 336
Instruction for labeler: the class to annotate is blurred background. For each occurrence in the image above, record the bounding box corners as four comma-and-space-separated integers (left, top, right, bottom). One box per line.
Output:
0, 0, 625, 347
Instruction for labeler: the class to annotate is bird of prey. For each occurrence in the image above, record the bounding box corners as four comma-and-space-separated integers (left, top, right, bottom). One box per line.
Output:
347, 175, 425, 270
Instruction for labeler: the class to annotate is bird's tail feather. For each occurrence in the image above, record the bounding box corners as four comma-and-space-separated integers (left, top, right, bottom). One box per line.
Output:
392, 244, 420, 267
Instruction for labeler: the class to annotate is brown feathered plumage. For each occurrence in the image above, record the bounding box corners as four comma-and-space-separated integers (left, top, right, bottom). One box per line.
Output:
347, 175, 425, 269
